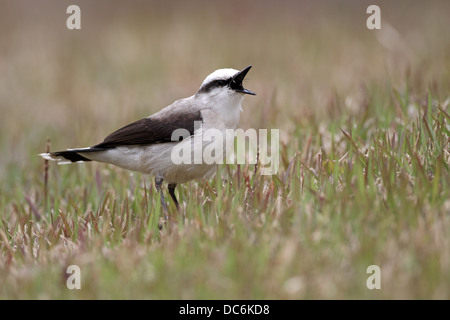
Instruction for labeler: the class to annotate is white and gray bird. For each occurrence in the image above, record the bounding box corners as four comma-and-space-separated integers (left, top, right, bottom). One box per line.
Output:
40, 66, 255, 216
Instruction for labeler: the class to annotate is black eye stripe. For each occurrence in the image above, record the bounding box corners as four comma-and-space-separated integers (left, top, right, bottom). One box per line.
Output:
216, 79, 228, 86
211, 79, 230, 87
229, 79, 239, 90
198, 77, 232, 93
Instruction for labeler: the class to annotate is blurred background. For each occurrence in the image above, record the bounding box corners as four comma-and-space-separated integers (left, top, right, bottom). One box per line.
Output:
0, 0, 449, 180
0, 0, 449, 300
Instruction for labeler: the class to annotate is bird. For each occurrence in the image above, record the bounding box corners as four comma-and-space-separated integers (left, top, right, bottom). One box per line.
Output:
40, 66, 256, 220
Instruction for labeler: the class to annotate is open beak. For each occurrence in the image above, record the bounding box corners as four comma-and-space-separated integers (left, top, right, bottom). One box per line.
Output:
231, 65, 256, 95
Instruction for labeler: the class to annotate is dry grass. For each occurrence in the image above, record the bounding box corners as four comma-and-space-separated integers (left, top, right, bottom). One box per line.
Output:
0, 0, 449, 299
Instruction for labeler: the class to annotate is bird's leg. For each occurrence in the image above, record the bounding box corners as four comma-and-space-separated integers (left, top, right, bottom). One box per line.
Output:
168, 183, 180, 210
155, 177, 168, 221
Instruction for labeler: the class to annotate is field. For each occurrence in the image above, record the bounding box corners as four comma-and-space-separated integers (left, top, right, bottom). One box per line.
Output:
0, 0, 449, 299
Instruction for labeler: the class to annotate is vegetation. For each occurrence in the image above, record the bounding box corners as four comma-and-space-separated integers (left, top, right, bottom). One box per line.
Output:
0, 1, 449, 299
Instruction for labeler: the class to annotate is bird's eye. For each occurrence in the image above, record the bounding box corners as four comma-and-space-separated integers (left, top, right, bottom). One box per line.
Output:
229, 79, 240, 90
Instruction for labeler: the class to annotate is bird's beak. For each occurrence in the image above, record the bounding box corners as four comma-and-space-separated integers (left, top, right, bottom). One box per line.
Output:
231, 65, 256, 95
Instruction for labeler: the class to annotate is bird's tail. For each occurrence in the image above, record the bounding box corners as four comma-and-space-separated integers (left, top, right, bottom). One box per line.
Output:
39, 147, 104, 164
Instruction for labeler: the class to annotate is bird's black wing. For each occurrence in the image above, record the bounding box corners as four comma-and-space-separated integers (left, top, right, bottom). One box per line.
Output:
93, 109, 203, 149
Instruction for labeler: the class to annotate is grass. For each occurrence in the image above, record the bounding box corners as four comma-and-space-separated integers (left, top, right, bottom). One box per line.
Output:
0, 0, 449, 299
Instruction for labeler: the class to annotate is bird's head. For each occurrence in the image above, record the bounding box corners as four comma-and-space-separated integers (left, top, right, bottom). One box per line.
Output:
196, 66, 256, 104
